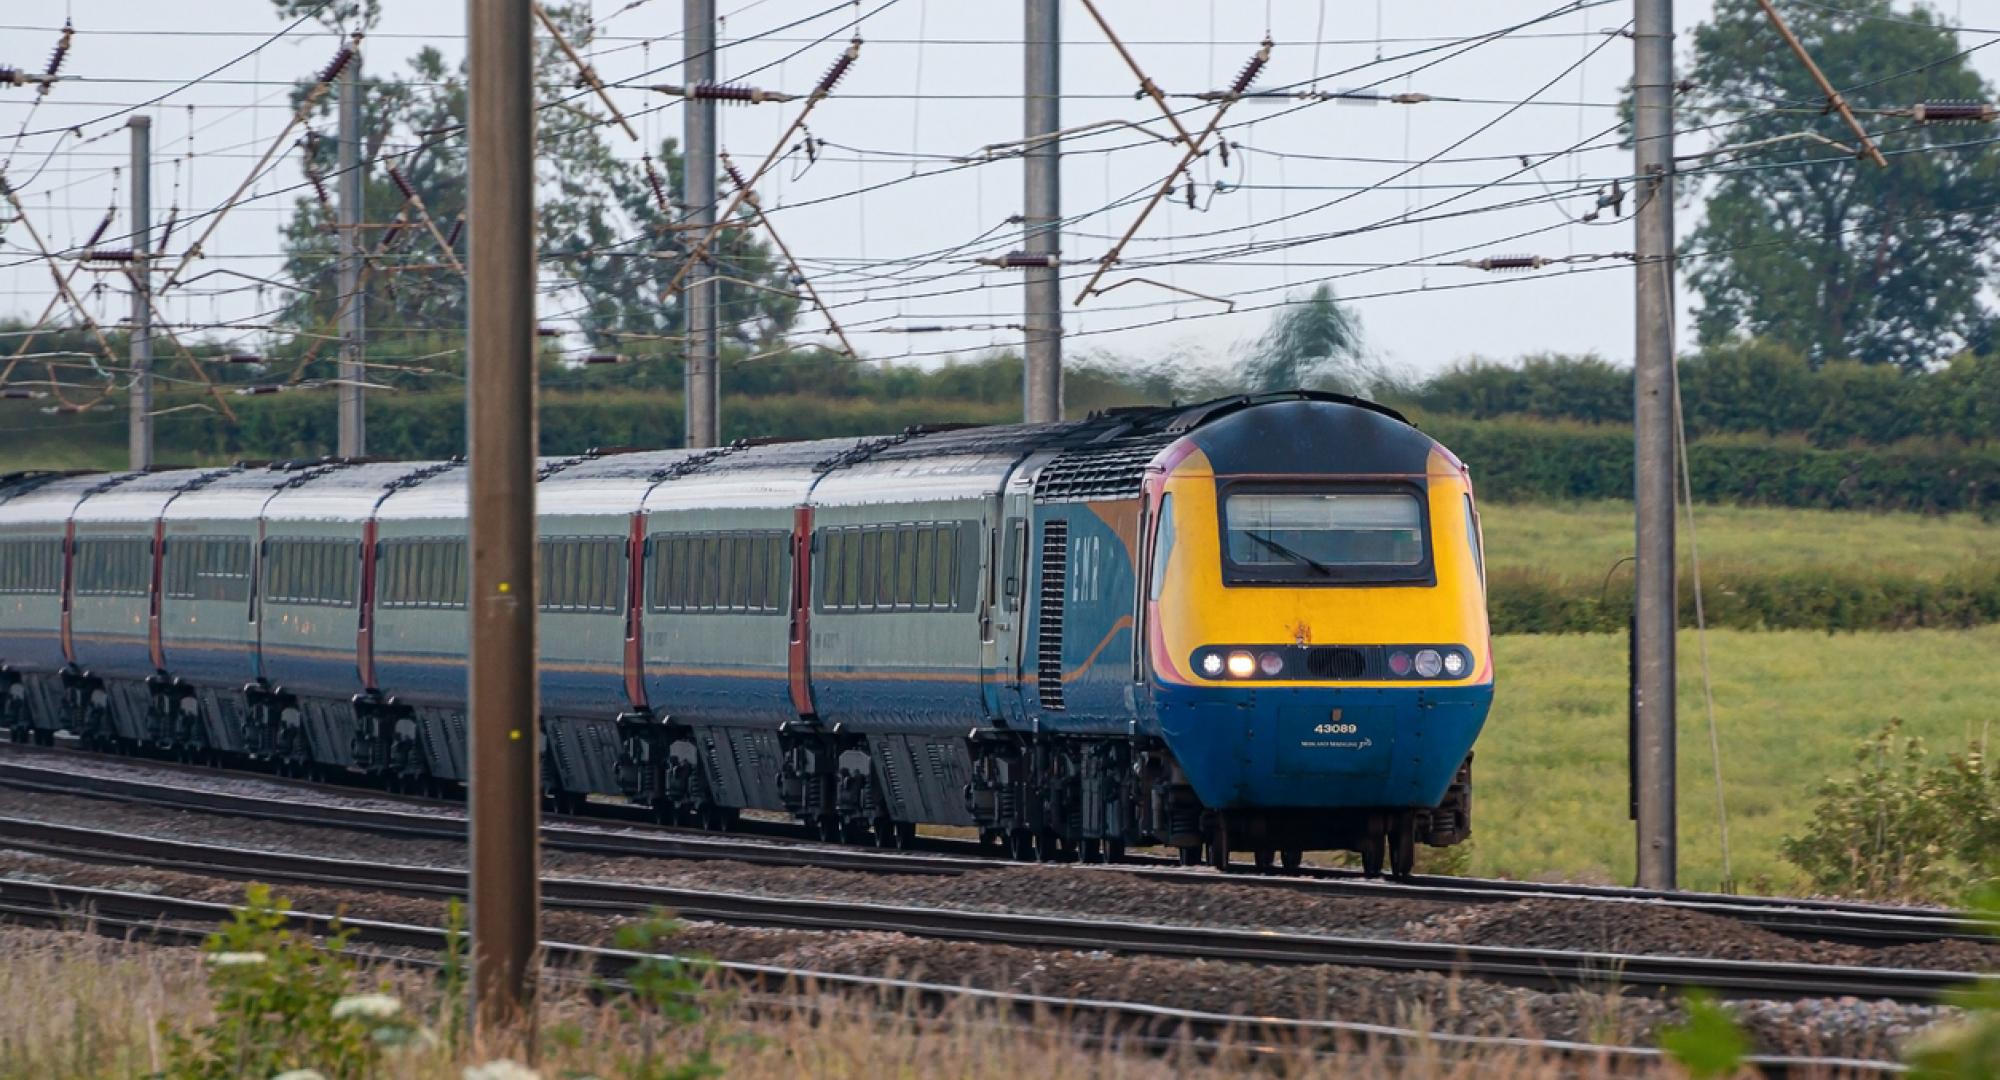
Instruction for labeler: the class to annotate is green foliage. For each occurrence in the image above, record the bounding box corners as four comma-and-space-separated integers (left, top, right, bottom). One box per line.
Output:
161, 884, 417, 1080
1781, 722, 2000, 902
1658, 992, 1750, 1079
1679, 0, 2000, 370
604, 912, 722, 1080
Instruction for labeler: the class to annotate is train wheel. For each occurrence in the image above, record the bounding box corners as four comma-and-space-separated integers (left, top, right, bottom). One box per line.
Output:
1361, 833, 1386, 878
1389, 816, 1418, 880
1254, 848, 1276, 875
1281, 847, 1303, 873
893, 822, 916, 850
1106, 838, 1127, 864
1009, 830, 1036, 862
1176, 844, 1201, 866
1079, 837, 1103, 864
1207, 821, 1232, 873
1035, 830, 1064, 863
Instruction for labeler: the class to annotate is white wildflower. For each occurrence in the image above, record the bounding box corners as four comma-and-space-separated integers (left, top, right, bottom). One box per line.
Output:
207, 951, 267, 967
271, 1071, 328, 1080
330, 992, 402, 1021
463, 1061, 541, 1080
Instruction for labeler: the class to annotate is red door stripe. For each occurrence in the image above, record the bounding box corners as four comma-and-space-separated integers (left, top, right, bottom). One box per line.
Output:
787, 506, 815, 718
623, 512, 647, 711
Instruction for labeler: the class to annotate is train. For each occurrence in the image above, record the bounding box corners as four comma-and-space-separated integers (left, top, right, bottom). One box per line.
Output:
0, 391, 1493, 875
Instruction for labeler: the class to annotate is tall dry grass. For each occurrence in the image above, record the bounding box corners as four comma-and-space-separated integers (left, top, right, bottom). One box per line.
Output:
0, 923, 1689, 1079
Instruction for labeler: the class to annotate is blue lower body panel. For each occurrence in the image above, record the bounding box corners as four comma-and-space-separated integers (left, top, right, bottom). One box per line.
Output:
1153, 682, 1492, 810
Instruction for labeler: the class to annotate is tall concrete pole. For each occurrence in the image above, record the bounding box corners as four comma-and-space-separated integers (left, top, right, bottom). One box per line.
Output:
337, 51, 366, 458
1632, 0, 1678, 890
683, 0, 719, 447
466, 0, 541, 1036
128, 115, 153, 470
1022, 0, 1063, 423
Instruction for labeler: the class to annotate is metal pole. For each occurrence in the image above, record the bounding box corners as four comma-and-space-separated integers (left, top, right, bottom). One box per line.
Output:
337, 52, 366, 459
1632, 0, 1678, 891
1022, 0, 1063, 424
683, 0, 719, 447
467, 0, 540, 1038
128, 115, 152, 470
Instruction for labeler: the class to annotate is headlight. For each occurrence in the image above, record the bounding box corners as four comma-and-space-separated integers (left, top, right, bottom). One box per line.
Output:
1201, 653, 1224, 677
1225, 650, 1257, 678
1386, 651, 1412, 677
1442, 651, 1467, 677
1258, 651, 1284, 676
1414, 649, 1443, 677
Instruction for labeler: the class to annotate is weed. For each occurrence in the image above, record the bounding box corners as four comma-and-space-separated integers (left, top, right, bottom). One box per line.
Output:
1657, 992, 1749, 1079
1781, 721, 1999, 901
159, 883, 419, 1080
603, 911, 723, 1080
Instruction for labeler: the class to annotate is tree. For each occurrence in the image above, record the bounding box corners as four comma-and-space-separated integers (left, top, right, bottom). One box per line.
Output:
1239, 284, 1371, 393
271, 2, 795, 379
1680, 0, 2000, 371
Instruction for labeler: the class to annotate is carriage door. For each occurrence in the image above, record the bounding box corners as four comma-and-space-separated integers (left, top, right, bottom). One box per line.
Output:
980, 486, 1032, 725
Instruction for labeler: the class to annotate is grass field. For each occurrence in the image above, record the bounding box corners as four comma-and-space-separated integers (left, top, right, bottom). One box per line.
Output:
1479, 500, 1998, 581
1470, 625, 2000, 893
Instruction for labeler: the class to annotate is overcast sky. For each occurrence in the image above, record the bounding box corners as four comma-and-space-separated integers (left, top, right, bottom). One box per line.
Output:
4, 1, 1996, 389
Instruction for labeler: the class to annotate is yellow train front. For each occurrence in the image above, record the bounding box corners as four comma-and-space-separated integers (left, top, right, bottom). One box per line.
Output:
1141, 396, 1492, 875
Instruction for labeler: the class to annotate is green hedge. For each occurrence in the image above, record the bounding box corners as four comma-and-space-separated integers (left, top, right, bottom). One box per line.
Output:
1408, 344, 2000, 447
1489, 566, 2000, 635
0, 390, 1019, 465
1424, 418, 2000, 517
5, 392, 1997, 518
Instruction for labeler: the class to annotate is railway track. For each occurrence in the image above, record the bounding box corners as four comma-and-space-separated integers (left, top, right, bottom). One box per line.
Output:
0, 741, 1989, 950
0, 876, 1904, 1077
0, 813, 1990, 1006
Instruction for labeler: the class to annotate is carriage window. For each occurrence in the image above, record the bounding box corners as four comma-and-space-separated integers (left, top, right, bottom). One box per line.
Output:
265, 538, 359, 606
164, 536, 253, 603
812, 521, 973, 614
1220, 488, 1431, 585
379, 538, 467, 608
0, 538, 64, 594
74, 537, 152, 597
646, 530, 789, 615
539, 537, 625, 613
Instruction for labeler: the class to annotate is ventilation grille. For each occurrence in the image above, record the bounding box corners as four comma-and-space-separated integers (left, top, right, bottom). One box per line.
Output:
1036, 520, 1069, 711
880, 741, 906, 811
1305, 646, 1369, 679
1032, 435, 1176, 503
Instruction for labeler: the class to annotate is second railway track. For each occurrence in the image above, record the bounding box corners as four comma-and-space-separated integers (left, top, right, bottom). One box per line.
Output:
0, 741, 1991, 950
0, 812, 1992, 1005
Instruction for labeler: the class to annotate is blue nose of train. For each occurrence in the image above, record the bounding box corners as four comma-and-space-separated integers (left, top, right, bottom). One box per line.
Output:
1154, 682, 1492, 810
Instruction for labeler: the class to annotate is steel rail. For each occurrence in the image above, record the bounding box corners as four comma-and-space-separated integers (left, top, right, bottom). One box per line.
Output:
0, 743, 1987, 950
0, 814, 1988, 1006
0, 876, 1904, 1076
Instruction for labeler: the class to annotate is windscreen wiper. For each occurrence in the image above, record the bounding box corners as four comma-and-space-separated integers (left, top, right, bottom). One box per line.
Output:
1244, 531, 1332, 576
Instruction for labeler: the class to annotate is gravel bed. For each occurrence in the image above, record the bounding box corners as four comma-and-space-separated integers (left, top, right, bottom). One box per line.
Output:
1405, 898, 2000, 972
0, 846, 1960, 1058
5, 785, 1999, 982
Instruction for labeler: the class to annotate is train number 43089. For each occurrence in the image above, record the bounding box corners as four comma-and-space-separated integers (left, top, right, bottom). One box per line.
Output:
1313, 722, 1358, 735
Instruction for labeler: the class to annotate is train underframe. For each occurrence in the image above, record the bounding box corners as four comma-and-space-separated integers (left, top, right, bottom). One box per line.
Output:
0, 663, 1473, 876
